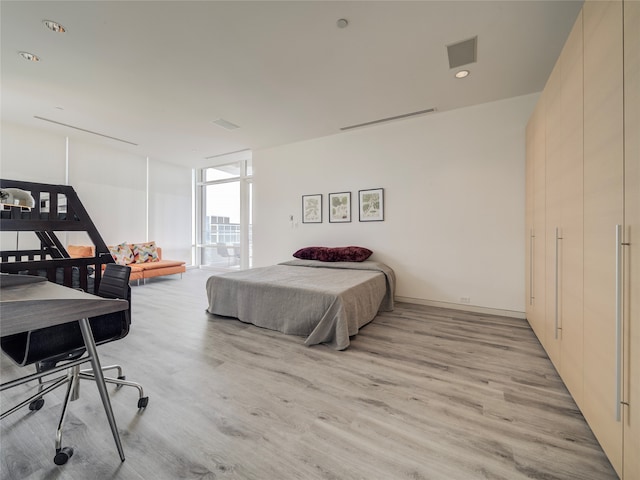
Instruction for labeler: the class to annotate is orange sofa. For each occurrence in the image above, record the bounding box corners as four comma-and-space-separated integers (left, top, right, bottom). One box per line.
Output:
126, 247, 186, 283
68, 244, 186, 284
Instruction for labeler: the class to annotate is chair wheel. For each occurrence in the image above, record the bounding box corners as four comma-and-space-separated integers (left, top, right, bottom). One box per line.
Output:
138, 397, 149, 408
29, 398, 45, 411
116, 375, 126, 390
54, 446, 74, 465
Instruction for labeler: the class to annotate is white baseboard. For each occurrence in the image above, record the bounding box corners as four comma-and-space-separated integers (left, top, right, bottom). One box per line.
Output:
394, 296, 526, 319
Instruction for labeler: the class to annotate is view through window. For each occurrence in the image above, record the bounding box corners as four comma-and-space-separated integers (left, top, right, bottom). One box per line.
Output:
196, 157, 252, 270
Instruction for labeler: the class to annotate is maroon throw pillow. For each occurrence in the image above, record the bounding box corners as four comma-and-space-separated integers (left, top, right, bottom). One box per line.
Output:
293, 246, 372, 262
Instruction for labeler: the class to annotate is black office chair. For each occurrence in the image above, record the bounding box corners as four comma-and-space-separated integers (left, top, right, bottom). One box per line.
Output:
0, 264, 148, 465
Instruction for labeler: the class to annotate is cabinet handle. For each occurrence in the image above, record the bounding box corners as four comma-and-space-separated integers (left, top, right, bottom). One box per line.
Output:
615, 224, 623, 422
555, 227, 562, 340
529, 230, 534, 305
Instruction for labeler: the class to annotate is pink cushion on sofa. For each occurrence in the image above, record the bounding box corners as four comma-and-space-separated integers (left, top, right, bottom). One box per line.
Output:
292, 246, 372, 262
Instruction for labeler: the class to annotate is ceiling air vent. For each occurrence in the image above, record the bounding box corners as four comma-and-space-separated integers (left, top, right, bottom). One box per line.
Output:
447, 36, 477, 69
340, 108, 437, 131
204, 148, 251, 160
34, 116, 138, 145
212, 118, 240, 130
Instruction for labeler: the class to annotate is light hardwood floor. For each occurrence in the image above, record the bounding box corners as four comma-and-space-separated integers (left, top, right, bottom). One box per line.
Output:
1, 269, 618, 480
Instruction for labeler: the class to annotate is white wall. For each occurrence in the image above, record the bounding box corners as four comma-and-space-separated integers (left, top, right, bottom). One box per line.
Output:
0, 122, 67, 184
68, 139, 147, 246
148, 160, 192, 261
253, 94, 537, 315
1, 123, 68, 251
0, 121, 192, 263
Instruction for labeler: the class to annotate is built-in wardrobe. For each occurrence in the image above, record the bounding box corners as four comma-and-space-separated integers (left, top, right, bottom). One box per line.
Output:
525, 1, 639, 478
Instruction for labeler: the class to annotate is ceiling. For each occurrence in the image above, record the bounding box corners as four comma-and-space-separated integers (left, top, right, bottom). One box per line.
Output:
1, 1, 583, 167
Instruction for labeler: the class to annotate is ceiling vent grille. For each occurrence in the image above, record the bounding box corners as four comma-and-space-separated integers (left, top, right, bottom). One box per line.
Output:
212, 118, 240, 130
340, 108, 437, 131
204, 148, 251, 160
34, 116, 138, 145
447, 36, 477, 69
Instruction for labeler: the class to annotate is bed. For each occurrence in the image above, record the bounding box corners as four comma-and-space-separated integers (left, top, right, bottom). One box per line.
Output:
205, 259, 395, 350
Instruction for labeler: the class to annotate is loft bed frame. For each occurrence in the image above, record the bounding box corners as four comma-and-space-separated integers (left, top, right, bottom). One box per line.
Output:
1, 179, 114, 294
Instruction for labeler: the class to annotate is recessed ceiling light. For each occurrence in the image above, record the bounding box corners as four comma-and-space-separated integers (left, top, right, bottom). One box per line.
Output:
43, 19, 66, 33
455, 70, 470, 79
18, 51, 40, 62
337, 18, 349, 28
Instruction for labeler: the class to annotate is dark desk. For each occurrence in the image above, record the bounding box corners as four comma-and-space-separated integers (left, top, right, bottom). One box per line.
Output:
0, 274, 128, 461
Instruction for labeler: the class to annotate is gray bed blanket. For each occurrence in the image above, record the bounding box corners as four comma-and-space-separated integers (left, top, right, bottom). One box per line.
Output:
205, 259, 395, 350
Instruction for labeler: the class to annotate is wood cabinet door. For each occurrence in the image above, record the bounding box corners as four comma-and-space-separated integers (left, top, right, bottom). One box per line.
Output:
530, 99, 547, 340
544, 61, 563, 367
557, 10, 584, 407
583, 0, 625, 475
525, 115, 535, 321
623, 0, 640, 477
540, 12, 584, 398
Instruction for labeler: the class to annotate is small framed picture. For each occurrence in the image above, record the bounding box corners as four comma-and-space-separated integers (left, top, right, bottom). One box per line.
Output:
359, 188, 384, 222
302, 194, 322, 223
329, 192, 351, 223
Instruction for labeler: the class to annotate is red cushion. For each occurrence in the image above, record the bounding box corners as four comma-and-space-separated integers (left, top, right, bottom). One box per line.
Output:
293, 246, 372, 262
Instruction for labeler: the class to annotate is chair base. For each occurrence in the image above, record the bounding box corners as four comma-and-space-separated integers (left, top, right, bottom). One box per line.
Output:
79, 364, 148, 408
3, 361, 148, 465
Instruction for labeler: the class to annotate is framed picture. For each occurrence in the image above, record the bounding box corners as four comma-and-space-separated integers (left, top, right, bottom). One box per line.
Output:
329, 192, 351, 223
359, 188, 384, 222
302, 194, 322, 223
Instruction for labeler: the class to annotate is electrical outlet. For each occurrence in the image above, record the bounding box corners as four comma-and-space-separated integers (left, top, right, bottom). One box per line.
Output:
460, 297, 471, 304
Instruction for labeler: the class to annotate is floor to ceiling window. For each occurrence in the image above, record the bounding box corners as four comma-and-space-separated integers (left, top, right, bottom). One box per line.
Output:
195, 155, 252, 270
